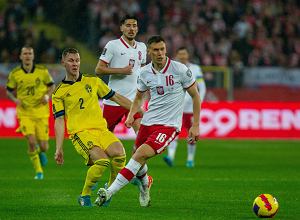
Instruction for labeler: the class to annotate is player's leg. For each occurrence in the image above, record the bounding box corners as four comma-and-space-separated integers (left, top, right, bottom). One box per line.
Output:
36, 118, 50, 167
19, 117, 43, 179
81, 146, 110, 196
163, 138, 177, 167
186, 143, 196, 168
26, 134, 43, 179
95, 125, 177, 207
105, 140, 126, 187
185, 114, 196, 168
72, 131, 110, 207
95, 143, 155, 207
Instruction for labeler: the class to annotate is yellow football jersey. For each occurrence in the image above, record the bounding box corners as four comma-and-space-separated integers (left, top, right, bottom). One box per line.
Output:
6, 65, 54, 118
52, 74, 115, 135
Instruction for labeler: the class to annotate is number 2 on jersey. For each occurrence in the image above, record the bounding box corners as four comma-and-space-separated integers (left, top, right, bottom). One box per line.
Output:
79, 98, 85, 109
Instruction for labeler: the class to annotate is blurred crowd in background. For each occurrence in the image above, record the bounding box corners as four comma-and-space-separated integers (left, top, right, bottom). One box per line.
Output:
0, 0, 299, 81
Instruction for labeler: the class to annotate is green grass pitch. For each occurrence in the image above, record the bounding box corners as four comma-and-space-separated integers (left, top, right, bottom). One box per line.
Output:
0, 138, 299, 220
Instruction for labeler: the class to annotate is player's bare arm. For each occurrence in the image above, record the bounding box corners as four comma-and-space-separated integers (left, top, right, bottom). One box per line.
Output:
186, 83, 201, 144
125, 90, 143, 128
95, 60, 133, 76
41, 84, 55, 104
109, 92, 132, 111
6, 90, 22, 106
54, 116, 65, 165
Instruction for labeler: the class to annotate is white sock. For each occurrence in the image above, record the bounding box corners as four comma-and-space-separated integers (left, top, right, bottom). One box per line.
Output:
107, 158, 142, 195
187, 143, 196, 161
136, 164, 148, 188
168, 140, 177, 160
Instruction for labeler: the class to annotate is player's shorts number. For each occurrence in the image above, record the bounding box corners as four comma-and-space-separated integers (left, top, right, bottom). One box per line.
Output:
156, 133, 167, 143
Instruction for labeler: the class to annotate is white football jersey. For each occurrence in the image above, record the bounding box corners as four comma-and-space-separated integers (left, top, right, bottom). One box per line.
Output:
183, 63, 206, 113
137, 57, 195, 131
99, 37, 147, 106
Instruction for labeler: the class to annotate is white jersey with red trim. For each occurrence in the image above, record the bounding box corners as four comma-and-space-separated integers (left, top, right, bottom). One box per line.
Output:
183, 63, 206, 113
100, 37, 147, 106
137, 57, 195, 131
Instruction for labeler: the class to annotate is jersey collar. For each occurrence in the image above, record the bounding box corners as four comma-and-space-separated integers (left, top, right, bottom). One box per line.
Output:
151, 57, 171, 74
120, 36, 137, 49
62, 73, 83, 85
21, 64, 35, 73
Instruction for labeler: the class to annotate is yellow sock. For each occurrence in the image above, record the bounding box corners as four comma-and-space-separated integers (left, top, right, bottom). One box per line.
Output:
81, 158, 110, 196
28, 149, 43, 174
108, 155, 126, 186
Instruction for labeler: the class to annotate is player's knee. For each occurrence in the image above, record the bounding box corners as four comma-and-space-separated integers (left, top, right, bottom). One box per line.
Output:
106, 142, 125, 157
39, 141, 49, 152
94, 158, 110, 166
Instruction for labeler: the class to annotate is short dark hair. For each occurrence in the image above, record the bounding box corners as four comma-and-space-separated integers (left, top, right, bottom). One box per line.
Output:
62, 48, 79, 58
147, 35, 165, 47
176, 47, 188, 53
120, 14, 138, 25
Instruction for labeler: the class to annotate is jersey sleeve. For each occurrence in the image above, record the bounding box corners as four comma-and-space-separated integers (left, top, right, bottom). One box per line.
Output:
52, 93, 65, 119
96, 78, 115, 99
195, 65, 206, 101
141, 44, 147, 65
137, 74, 148, 92
99, 41, 114, 64
6, 72, 16, 91
181, 65, 196, 89
43, 69, 55, 86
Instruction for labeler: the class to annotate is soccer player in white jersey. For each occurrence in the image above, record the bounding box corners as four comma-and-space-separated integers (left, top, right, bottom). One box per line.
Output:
95, 14, 147, 132
95, 35, 201, 207
164, 47, 206, 168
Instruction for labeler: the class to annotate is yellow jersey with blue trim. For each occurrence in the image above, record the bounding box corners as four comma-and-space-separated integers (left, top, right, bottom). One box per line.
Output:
52, 74, 115, 135
6, 64, 54, 118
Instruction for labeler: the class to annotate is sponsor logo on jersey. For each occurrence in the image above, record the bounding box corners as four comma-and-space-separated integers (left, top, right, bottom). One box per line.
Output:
186, 69, 192, 78
35, 78, 41, 87
102, 48, 107, 55
85, 84, 92, 93
156, 86, 164, 95
129, 59, 135, 67
87, 141, 94, 147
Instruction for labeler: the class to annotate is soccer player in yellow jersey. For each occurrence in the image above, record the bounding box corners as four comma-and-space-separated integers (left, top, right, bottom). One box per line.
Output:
52, 48, 132, 207
6, 46, 55, 180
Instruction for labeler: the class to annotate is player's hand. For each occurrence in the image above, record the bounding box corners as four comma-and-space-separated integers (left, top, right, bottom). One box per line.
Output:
55, 148, 64, 165
122, 65, 133, 75
41, 94, 49, 104
188, 125, 199, 144
125, 115, 135, 128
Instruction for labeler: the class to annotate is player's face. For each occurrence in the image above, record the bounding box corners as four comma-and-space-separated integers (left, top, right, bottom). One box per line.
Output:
176, 49, 189, 64
20, 48, 34, 66
148, 41, 167, 66
62, 53, 80, 77
121, 19, 138, 40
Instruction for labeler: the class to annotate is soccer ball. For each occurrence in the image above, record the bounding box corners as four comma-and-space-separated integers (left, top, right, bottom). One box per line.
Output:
252, 194, 279, 218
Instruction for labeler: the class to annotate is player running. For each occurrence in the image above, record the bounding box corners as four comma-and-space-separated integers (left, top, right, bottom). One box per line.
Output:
6, 46, 55, 180
53, 48, 132, 206
95, 35, 201, 207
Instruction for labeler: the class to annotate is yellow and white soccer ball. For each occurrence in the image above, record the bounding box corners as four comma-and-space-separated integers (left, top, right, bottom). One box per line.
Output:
253, 194, 279, 218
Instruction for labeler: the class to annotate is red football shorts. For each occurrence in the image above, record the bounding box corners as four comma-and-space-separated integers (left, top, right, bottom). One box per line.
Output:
135, 124, 178, 154
103, 104, 142, 131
